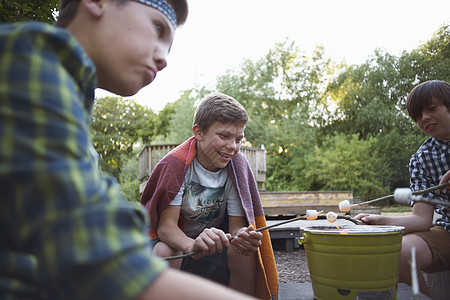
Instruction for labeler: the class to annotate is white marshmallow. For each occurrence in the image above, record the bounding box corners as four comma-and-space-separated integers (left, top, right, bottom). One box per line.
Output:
394, 188, 412, 205
326, 211, 338, 222
306, 209, 318, 220
339, 200, 351, 212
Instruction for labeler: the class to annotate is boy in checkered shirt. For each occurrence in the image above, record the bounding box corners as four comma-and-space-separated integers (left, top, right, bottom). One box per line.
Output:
0, 1, 255, 299
356, 80, 450, 297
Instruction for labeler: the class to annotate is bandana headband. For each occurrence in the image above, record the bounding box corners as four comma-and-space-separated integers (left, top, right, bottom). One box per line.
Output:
132, 0, 177, 29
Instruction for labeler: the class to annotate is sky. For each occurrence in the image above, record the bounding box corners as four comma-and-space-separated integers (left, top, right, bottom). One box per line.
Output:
95, 0, 450, 112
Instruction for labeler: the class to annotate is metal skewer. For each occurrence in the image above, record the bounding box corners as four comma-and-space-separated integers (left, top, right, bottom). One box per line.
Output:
163, 183, 449, 261
412, 182, 448, 196
350, 194, 394, 208
163, 211, 324, 261
350, 182, 449, 208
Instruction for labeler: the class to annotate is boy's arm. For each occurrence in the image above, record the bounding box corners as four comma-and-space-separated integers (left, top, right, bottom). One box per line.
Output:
157, 206, 230, 258
355, 202, 434, 233
157, 205, 194, 254
356, 154, 438, 232
138, 269, 256, 300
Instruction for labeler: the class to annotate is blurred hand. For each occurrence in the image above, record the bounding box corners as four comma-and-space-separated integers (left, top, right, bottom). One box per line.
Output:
354, 213, 382, 225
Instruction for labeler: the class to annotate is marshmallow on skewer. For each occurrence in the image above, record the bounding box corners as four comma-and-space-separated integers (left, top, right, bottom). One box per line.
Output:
326, 211, 337, 222
306, 209, 318, 220
394, 188, 413, 205
339, 200, 351, 212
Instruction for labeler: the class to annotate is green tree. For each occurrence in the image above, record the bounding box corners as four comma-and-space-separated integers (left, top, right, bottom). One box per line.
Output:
161, 88, 208, 143
322, 25, 450, 192
325, 25, 449, 139
407, 25, 450, 83
153, 86, 215, 144
90, 96, 157, 179
153, 26, 448, 198
215, 42, 337, 191
151, 102, 175, 142
119, 151, 140, 203
304, 133, 388, 200
325, 50, 412, 138
0, 0, 59, 23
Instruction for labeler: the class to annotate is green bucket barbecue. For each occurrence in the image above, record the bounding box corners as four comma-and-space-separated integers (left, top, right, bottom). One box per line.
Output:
298, 225, 405, 300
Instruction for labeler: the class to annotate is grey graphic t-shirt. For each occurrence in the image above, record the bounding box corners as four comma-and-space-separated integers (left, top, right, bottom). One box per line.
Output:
170, 158, 245, 238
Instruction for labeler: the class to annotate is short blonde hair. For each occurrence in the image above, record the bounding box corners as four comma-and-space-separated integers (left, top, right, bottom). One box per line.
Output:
193, 93, 249, 132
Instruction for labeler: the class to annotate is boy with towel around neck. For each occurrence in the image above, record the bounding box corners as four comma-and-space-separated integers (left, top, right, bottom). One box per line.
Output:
141, 93, 279, 299
356, 80, 450, 297
0, 1, 257, 299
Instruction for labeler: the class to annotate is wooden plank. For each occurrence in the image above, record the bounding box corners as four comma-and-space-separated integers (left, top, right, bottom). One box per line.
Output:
149, 144, 177, 173
263, 205, 342, 216
260, 191, 353, 216
139, 181, 148, 195
350, 206, 381, 216
138, 145, 149, 181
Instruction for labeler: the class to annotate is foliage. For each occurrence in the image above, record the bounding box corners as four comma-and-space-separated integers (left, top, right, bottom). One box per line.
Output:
319, 25, 449, 195
0, 0, 59, 23
162, 89, 206, 143
304, 133, 389, 200
4, 0, 449, 203
91, 96, 157, 179
87, 25, 449, 202
152, 87, 217, 144
325, 50, 412, 138
147, 25, 449, 201
325, 25, 449, 139
151, 102, 175, 142
381, 204, 412, 213
407, 25, 450, 83
215, 42, 339, 191
119, 151, 141, 203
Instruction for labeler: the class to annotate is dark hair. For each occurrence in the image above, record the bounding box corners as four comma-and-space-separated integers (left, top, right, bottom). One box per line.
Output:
56, 0, 188, 28
193, 93, 249, 132
406, 80, 450, 122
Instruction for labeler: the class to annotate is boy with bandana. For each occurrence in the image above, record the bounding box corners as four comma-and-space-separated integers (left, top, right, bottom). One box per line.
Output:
0, 1, 256, 299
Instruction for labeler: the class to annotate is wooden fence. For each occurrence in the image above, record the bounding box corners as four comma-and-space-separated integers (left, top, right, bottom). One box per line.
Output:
138, 144, 354, 217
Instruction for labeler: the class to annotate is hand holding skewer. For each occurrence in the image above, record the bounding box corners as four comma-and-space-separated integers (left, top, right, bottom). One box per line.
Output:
163, 210, 324, 261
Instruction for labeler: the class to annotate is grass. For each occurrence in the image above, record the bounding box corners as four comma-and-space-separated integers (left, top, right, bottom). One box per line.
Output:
381, 204, 413, 213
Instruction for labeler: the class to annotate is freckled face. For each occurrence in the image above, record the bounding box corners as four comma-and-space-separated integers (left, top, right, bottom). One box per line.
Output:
416, 98, 450, 140
92, 1, 175, 96
194, 122, 246, 172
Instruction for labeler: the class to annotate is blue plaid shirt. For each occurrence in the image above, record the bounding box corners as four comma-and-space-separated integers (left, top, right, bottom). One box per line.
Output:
0, 22, 166, 299
409, 137, 450, 231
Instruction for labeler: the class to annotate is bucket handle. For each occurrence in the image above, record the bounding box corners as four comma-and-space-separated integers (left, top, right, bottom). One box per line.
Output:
297, 231, 308, 245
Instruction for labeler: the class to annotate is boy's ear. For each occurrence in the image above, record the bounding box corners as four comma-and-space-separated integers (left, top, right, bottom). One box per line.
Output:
193, 124, 203, 141
80, 0, 107, 18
